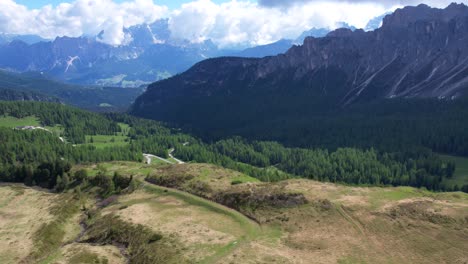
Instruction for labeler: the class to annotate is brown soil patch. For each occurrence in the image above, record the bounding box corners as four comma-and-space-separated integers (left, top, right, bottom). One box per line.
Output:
336, 195, 370, 207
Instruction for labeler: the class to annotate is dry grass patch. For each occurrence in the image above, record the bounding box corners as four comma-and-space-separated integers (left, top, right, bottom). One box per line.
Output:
0, 185, 56, 264
102, 189, 247, 262
57, 243, 126, 264
148, 163, 259, 194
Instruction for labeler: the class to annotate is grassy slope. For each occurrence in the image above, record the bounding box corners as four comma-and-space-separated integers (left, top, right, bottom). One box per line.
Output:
0, 115, 64, 137
74, 162, 269, 262
76, 161, 468, 263
82, 122, 131, 149
1, 161, 467, 263
0, 115, 40, 127
0, 161, 274, 263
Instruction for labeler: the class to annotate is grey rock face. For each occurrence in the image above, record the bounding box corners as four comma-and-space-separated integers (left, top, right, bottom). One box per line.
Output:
137, 3, 468, 109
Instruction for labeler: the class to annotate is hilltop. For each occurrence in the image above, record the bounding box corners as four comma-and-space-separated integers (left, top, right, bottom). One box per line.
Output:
0, 161, 466, 263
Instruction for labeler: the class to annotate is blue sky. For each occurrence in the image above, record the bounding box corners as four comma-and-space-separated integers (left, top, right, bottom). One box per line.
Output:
15, 0, 231, 9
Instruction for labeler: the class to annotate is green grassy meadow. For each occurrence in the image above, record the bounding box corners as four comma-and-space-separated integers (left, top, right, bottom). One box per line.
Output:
0, 115, 40, 128
440, 154, 468, 188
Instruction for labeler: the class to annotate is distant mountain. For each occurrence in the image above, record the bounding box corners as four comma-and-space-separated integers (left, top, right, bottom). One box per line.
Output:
294, 22, 358, 45
0, 15, 388, 87
0, 19, 224, 87
124, 19, 171, 47
294, 28, 330, 45
0, 33, 48, 45
0, 70, 143, 111
231, 39, 294, 58
131, 3, 468, 140
365, 13, 389, 31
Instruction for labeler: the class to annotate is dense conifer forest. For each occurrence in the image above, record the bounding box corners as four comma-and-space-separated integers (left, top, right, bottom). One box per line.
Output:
147, 98, 468, 156
0, 101, 466, 193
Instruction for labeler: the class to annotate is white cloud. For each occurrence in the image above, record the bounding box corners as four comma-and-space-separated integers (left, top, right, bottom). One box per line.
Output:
169, 0, 388, 47
0, 0, 465, 47
0, 0, 168, 46
259, 0, 467, 8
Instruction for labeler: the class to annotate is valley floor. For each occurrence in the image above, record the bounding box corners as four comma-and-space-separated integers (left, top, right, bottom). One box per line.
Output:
1, 162, 467, 264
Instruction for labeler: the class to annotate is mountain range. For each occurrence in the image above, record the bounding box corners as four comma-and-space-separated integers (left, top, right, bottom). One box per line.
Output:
0, 33, 49, 45
0, 17, 382, 88
131, 3, 468, 142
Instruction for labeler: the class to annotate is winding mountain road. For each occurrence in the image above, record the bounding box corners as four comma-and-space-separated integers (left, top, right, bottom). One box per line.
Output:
168, 148, 185, 164
143, 154, 174, 165
144, 143, 189, 165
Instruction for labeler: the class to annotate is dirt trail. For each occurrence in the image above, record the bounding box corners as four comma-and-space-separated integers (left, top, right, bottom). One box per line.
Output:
336, 204, 367, 236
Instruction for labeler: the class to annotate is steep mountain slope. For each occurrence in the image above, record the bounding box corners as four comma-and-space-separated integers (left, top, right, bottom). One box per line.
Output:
0, 70, 143, 110
132, 4, 468, 138
0, 15, 384, 88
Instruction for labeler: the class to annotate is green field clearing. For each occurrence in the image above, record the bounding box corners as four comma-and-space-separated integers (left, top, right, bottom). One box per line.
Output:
0, 115, 64, 138
84, 135, 129, 149
440, 154, 468, 188
45, 125, 65, 136
117, 123, 130, 136
81, 123, 131, 149
0, 115, 40, 128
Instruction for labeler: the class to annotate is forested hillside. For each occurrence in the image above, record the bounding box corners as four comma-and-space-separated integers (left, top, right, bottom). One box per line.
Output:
0, 88, 60, 102
134, 96, 468, 155
1, 101, 466, 193
0, 70, 143, 110
131, 4, 468, 157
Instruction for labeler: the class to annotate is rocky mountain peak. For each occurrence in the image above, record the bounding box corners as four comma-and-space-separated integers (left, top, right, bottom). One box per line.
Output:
382, 3, 468, 28
132, 3, 468, 126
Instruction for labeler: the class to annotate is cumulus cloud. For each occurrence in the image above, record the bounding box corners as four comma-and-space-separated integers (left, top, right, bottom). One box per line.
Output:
0, 0, 167, 46
259, 0, 467, 8
0, 0, 464, 47
169, 0, 387, 47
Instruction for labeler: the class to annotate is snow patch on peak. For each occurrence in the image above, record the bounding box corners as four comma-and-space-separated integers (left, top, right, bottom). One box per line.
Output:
65, 56, 80, 73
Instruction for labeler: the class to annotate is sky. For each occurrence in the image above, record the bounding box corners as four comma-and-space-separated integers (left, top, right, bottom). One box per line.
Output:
14, 0, 227, 9
2, 0, 466, 48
